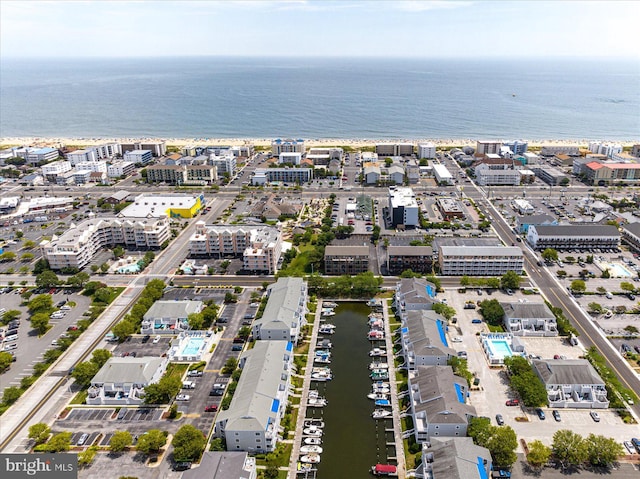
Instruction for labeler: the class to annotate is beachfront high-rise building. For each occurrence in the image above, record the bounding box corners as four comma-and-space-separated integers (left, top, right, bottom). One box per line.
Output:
376, 143, 414, 157
67, 149, 98, 165
588, 141, 623, 159
418, 143, 436, 159
124, 149, 153, 165
209, 154, 237, 176
503, 140, 528, 156
475, 140, 502, 156
271, 138, 305, 156
121, 141, 166, 157
107, 161, 135, 178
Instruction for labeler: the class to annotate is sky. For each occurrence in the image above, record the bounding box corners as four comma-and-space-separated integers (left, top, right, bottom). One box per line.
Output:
1, 0, 639, 59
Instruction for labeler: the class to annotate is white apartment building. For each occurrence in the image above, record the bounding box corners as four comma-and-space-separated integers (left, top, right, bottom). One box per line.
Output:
278, 152, 302, 165
107, 161, 136, 178
74, 160, 107, 173
251, 167, 313, 185
123, 149, 153, 165
540, 145, 580, 157
432, 164, 453, 185
41, 216, 170, 270
27, 147, 59, 164
189, 223, 282, 274
121, 141, 166, 157
41, 160, 72, 176
210, 154, 237, 176
67, 149, 98, 165
588, 141, 623, 158
527, 224, 620, 251
389, 187, 419, 227
438, 245, 524, 276
94, 143, 122, 159
418, 143, 436, 159
475, 169, 521, 186
513, 199, 534, 215
253, 277, 308, 344
72, 170, 92, 184
271, 138, 305, 155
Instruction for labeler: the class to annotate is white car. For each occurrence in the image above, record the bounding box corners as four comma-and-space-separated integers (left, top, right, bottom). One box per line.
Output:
176, 394, 190, 401
153, 335, 161, 344
451, 336, 463, 343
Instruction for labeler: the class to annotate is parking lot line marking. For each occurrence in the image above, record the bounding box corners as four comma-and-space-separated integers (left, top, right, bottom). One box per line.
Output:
205, 369, 220, 373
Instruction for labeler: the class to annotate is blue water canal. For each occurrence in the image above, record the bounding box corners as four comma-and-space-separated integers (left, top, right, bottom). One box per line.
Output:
305, 302, 396, 478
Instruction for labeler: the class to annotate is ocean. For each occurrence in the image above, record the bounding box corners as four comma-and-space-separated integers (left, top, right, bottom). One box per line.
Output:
1, 57, 638, 140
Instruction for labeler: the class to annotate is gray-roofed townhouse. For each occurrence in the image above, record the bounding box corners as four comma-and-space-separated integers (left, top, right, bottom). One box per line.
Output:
408, 365, 477, 443
215, 340, 293, 453
419, 437, 492, 479
387, 164, 405, 184
364, 164, 381, 184
393, 277, 438, 319
501, 302, 558, 337
86, 357, 168, 405
141, 300, 203, 335
532, 359, 609, 409
252, 277, 307, 343
401, 310, 456, 368
181, 451, 256, 479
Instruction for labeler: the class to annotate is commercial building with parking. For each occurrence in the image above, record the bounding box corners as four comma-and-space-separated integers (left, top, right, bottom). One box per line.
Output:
526, 224, 620, 251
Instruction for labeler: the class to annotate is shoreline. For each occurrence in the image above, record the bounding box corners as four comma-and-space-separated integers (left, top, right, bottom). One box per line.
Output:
1, 136, 638, 150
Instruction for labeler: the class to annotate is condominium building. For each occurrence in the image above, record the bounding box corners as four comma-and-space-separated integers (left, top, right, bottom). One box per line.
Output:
41, 216, 170, 270
530, 165, 569, 186
475, 140, 502, 156
475, 169, 521, 186
418, 143, 436, 159
41, 160, 72, 177
588, 141, 623, 158
215, 340, 293, 453
419, 437, 492, 479
516, 214, 557, 234
67, 149, 98, 165
189, 223, 282, 274
433, 164, 453, 185
401, 310, 456, 368
389, 187, 419, 227
271, 138, 304, 156
376, 143, 414, 157
438, 245, 524, 276
503, 140, 528, 155
501, 302, 558, 337
121, 141, 166, 157
323, 245, 370, 275
364, 165, 381, 184
307, 147, 343, 165
621, 222, 640, 253
387, 246, 433, 275
210, 154, 237, 176
94, 143, 122, 159
146, 165, 186, 184
394, 277, 438, 315
540, 145, 579, 157
75, 160, 107, 173
632, 144, 640, 158
253, 277, 308, 343
141, 300, 203, 335
251, 167, 313, 185
527, 224, 620, 251
107, 161, 136, 178
27, 147, 59, 165
278, 152, 302, 165
583, 162, 640, 186
123, 149, 153, 165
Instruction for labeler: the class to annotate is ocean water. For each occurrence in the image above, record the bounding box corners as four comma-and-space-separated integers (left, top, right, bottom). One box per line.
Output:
0, 57, 638, 140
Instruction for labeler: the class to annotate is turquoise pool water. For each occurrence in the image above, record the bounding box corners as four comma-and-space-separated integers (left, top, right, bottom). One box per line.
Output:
604, 262, 632, 278
118, 263, 141, 274
487, 339, 513, 359
180, 337, 204, 356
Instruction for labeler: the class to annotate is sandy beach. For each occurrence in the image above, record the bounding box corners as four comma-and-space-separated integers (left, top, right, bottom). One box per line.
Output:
1, 136, 638, 150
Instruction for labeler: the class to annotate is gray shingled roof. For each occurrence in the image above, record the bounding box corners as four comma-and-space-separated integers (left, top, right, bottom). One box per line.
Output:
427, 437, 491, 479
91, 357, 164, 385
255, 277, 305, 331
324, 245, 370, 256
622, 222, 640, 237
501, 302, 555, 320
412, 366, 476, 423
517, 214, 555, 224
182, 452, 253, 479
143, 300, 203, 320
532, 359, 604, 385
388, 246, 433, 256
404, 310, 455, 358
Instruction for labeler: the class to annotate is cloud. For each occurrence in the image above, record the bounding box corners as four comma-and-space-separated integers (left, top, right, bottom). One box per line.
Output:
393, 0, 473, 12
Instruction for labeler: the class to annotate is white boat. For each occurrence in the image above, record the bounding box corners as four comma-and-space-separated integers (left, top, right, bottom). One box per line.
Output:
372, 386, 391, 395
311, 371, 332, 381
367, 392, 389, 401
300, 454, 321, 464
324, 302, 338, 308
303, 428, 323, 437
372, 409, 392, 419
368, 331, 384, 340
318, 339, 333, 349
369, 348, 387, 357
300, 445, 323, 454
369, 320, 384, 330
303, 437, 322, 445
321, 309, 335, 317
319, 325, 335, 335
314, 356, 331, 364
308, 397, 328, 407
369, 362, 389, 370
303, 419, 324, 429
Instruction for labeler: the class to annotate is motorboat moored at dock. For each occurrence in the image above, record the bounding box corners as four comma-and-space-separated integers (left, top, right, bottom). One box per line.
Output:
369, 362, 389, 370
369, 347, 387, 357
300, 453, 321, 464
300, 445, 323, 454
371, 463, 398, 476
368, 330, 384, 340
370, 369, 389, 380
372, 409, 392, 419
367, 392, 389, 401
303, 437, 322, 445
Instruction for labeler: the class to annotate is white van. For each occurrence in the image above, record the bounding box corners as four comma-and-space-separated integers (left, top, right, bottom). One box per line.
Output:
182, 381, 196, 389
4, 334, 18, 342
605, 292, 613, 299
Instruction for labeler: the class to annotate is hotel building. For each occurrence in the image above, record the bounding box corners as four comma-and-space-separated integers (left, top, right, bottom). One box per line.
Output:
527, 224, 620, 251
438, 245, 524, 276
271, 138, 305, 156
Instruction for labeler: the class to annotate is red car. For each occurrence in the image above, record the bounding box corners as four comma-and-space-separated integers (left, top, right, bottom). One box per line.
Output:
204, 405, 218, 412
505, 399, 519, 406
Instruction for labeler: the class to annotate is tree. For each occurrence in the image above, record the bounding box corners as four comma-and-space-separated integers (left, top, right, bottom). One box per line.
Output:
596, 286, 607, 295
91, 265, 99, 273
94, 287, 113, 304
432, 303, 456, 321
487, 426, 518, 467
467, 416, 493, 448
30, 312, 50, 335
28, 294, 53, 313
587, 302, 603, 314
0, 351, 13, 373
36, 270, 59, 288
2, 309, 21, 323
2, 386, 22, 405
526, 440, 552, 470
67, 272, 90, 289
33, 258, 50, 274
552, 429, 587, 469
109, 431, 132, 453
91, 349, 112, 368
72, 361, 99, 388
45, 432, 72, 452
557, 270, 567, 278
222, 357, 238, 375
479, 299, 504, 326
112, 320, 136, 341
172, 424, 206, 462
486, 277, 501, 290
0, 251, 16, 262
541, 248, 558, 263
100, 263, 109, 273
601, 268, 610, 279
460, 275, 471, 287
187, 312, 204, 330
624, 325, 639, 334
500, 270, 521, 290
112, 246, 125, 259
585, 434, 624, 467
201, 305, 219, 326
78, 445, 98, 466
570, 279, 586, 294
224, 292, 238, 303
28, 423, 51, 445
620, 281, 636, 293
136, 430, 167, 454
21, 252, 35, 262
143, 375, 182, 404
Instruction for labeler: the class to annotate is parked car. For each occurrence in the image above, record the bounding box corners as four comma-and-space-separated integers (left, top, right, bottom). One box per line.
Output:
176, 394, 190, 401
187, 370, 203, 377
536, 408, 546, 420
471, 319, 482, 324
153, 335, 161, 344
77, 433, 89, 446
495, 414, 505, 426
552, 410, 561, 422
505, 399, 519, 406
204, 405, 218, 412
173, 462, 192, 471
624, 441, 635, 454
590, 411, 600, 422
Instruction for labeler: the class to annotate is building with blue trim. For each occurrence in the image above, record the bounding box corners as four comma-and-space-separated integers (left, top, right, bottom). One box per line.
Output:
401, 310, 456, 368
253, 277, 308, 344
394, 277, 439, 317
419, 437, 492, 479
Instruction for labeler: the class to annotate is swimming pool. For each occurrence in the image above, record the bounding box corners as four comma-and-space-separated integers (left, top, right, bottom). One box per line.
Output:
180, 337, 205, 356
600, 262, 633, 278
118, 263, 141, 274
487, 340, 513, 357
482, 333, 525, 365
